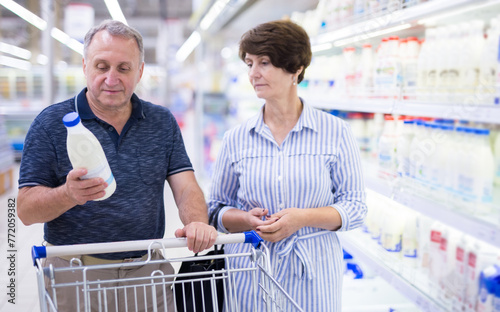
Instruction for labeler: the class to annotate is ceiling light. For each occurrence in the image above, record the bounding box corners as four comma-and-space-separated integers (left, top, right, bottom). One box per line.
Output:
0, 0, 47, 30
104, 0, 128, 25
0, 55, 32, 71
0, 42, 32, 60
334, 23, 411, 47
200, 0, 230, 31
51, 28, 84, 55
0, 1, 84, 55
176, 31, 201, 62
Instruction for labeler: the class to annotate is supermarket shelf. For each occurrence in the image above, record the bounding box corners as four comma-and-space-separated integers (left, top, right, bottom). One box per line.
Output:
394, 101, 500, 123
313, 0, 500, 45
308, 97, 395, 114
364, 164, 500, 248
308, 98, 500, 122
339, 230, 447, 312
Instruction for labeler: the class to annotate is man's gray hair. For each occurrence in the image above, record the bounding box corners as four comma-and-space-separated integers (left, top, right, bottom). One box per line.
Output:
83, 20, 144, 63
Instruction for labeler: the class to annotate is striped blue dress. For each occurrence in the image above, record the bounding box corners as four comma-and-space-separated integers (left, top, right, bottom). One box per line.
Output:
208, 101, 367, 311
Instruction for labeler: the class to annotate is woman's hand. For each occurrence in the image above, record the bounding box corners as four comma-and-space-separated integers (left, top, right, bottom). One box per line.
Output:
256, 208, 305, 242
246, 208, 275, 231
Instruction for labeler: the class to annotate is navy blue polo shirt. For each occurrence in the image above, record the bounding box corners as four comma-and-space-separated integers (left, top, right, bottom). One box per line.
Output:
19, 88, 193, 259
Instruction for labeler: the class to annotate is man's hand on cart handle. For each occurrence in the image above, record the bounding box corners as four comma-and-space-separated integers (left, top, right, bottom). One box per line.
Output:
175, 222, 218, 253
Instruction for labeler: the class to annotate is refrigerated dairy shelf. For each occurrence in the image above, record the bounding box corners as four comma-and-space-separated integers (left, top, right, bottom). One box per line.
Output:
307, 97, 500, 123
339, 230, 447, 312
363, 163, 500, 248
313, 0, 500, 46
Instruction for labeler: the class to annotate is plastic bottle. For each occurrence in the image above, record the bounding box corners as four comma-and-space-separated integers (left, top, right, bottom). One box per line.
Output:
396, 119, 415, 178
479, 18, 499, 105
403, 37, 420, 100
378, 115, 397, 177
460, 20, 486, 96
473, 128, 495, 216
409, 120, 425, 180
343, 46, 358, 95
381, 204, 404, 253
63, 112, 116, 201
402, 210, 419, 268
477, 265, 500, 312
357, 43, 374, 96
465, 241, 500, 312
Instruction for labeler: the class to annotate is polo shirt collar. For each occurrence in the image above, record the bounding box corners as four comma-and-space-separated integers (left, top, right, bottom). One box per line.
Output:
248, 98, 318, 134
74, 88, 145, 121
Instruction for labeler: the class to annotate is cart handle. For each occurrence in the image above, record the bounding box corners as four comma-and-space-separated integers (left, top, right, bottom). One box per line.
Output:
31, 231, 262, 266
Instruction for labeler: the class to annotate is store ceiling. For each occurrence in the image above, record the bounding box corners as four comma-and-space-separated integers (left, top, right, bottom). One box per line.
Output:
0, 0, 318, 64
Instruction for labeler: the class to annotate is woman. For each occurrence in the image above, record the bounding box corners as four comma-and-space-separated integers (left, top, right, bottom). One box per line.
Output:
208, 20, 367, 311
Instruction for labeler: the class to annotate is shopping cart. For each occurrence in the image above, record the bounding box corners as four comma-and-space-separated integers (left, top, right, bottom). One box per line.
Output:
32, 231, 304, 312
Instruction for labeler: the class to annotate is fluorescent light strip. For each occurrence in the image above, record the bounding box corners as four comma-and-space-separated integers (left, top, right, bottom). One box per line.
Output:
0, 0, 47, 30
311, 43, 333, 53
0, 1, 84, 55
0, 55, 32, 71
200, 0, 230, 31
51, 28, 84, 55
418, 1, 499, 25
334, 23, 411, 47
0, 42, 32, 60
104, 0, 128, 25
176, 31, 201, 62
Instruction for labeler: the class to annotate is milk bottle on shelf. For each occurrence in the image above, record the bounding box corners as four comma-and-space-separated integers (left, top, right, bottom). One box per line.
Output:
378, 115, 398, 177
63, 112, 116, 201
472, 128, 495, 217
402, 210, 419, 268
403, 37, 420, 100
381, 204, 404, 253
417, 28, 437, 101
460, 20, 486, 96
396, 119, 415, 178
479, 18, 499, 105
356, 43, 374, 95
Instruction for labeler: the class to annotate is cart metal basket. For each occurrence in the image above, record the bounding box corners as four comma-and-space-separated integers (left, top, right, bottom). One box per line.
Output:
32, 231, 304, 312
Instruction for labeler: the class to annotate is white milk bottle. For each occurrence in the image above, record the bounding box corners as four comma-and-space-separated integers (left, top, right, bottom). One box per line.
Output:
479, 18, 499, 105
378, 115, 397, 177
63, 112, 116, 201
402, 210, 419, 268
381, 204, 404, 253
396, 119, 415, 178
403, 37, 420, 100
472, 128, 495, 217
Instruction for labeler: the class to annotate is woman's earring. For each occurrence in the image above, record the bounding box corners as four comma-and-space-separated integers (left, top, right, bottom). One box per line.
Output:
293, 76, 297, 86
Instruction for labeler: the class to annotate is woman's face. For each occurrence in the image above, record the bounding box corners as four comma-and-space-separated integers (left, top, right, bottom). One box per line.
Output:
244, 53, 294, 100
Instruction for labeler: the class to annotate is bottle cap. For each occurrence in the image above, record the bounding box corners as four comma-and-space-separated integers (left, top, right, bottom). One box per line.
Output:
63, 112, 81, 127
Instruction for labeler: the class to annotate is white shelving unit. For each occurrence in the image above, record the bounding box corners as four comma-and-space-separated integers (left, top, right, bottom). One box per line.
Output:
339, 230, 447, 312
305, 0, 500, 310
364, 166, 500, 248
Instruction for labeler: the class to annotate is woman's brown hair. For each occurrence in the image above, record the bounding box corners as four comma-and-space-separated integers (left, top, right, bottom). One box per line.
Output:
239, 20, 312, 83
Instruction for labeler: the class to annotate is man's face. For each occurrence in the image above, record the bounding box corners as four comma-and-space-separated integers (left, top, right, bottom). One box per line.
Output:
83, 30, 144, 112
